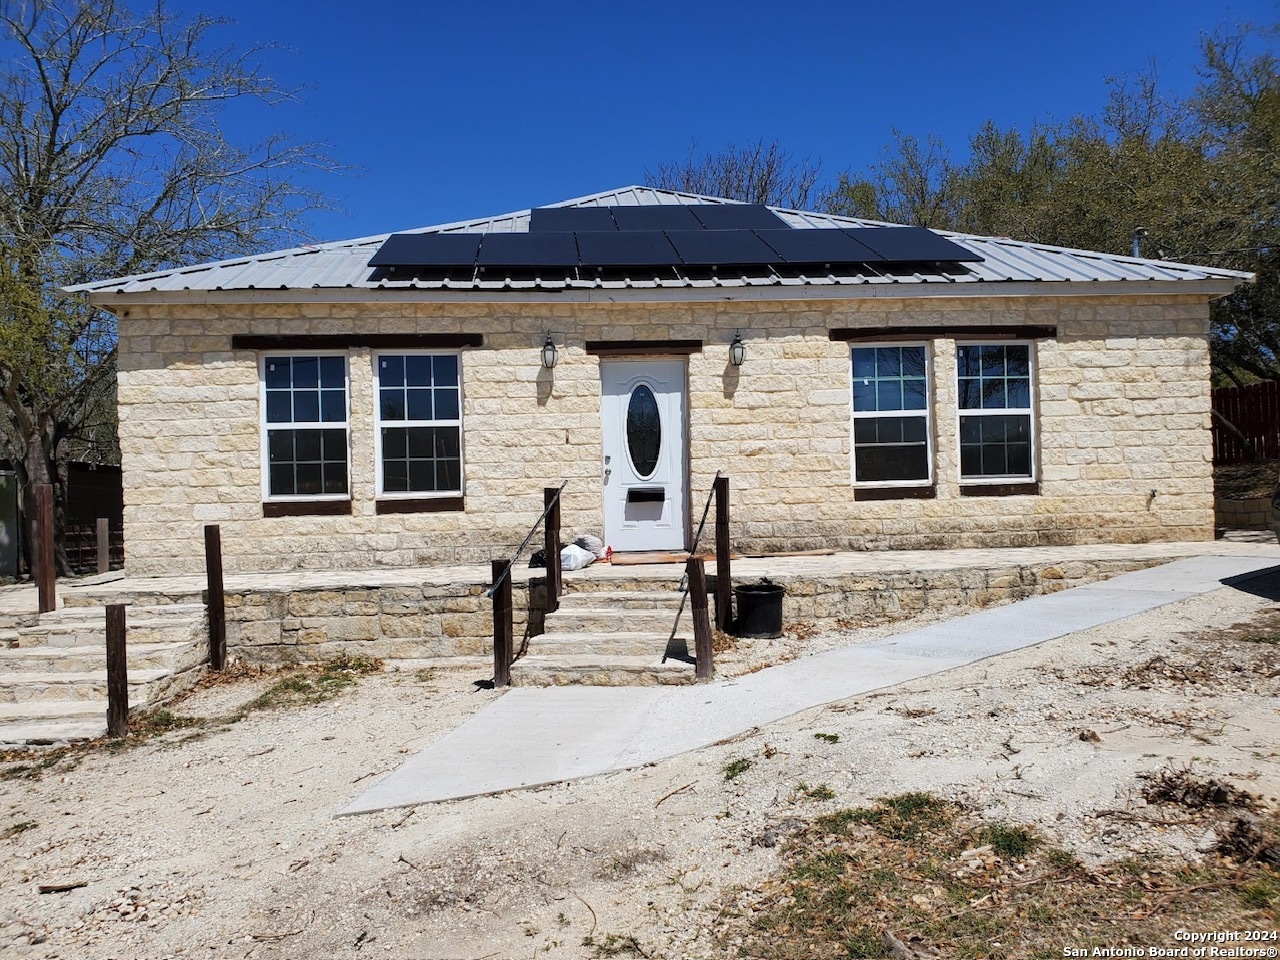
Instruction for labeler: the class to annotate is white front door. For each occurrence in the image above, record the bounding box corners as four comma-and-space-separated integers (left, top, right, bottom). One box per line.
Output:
600, 359, 688, 553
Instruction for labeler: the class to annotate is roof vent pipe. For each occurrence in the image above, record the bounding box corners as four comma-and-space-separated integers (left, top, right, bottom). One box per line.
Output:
1132, 227, 1149, 259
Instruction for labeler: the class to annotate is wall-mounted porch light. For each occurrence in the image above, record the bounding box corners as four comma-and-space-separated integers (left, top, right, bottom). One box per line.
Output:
729, 330, 746, 367
541, 335, 559, 370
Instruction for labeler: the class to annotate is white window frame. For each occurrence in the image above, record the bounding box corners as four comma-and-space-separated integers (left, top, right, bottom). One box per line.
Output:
259, 351, 351, 502
849, 341, 935, 488
373, 350, 465, 499
954, 340, 1038, 485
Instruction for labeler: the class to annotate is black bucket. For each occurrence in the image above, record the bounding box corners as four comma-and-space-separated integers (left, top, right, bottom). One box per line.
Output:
733, 578, 785, 638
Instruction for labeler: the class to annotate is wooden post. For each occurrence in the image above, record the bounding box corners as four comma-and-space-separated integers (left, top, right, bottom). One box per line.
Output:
34, 483, 56, 613
491, 559, 513, 687
714, 475, 731, 632
204, 525, 226, 671
544, 486, 562, 615
687, 557, 714, 683
105, 604, 128, 738
96, 518, 110, 574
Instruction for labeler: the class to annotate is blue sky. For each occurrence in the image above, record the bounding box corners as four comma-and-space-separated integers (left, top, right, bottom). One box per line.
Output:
170, 0, 1274, 244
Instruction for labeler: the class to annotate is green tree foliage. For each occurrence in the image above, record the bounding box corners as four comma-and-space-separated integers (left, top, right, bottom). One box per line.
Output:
0, 0, 325, 570
824, 26, 1280, 384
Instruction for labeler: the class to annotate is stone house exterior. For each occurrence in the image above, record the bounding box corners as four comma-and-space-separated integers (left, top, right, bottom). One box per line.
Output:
68, 187, 1250, 577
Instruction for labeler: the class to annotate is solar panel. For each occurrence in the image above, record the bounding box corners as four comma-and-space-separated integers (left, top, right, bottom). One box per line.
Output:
755, 228, 884, 264
529, 207, 617, 232
691, 205, 788, 230
845, 227, 981, 262
576, 231, 679, 267
476, 233, 579, 268
611, 206, 703, 232
368, 233, 482, 268
666, 230, 784, 267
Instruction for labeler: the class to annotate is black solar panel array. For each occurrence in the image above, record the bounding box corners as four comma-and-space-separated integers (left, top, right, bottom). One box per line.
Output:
370, 206, 982, 272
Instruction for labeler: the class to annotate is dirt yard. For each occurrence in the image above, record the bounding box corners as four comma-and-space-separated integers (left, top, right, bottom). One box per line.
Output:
1, 572, 1277, 959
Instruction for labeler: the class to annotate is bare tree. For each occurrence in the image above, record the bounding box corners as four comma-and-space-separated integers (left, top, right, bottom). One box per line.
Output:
0, 0, 330, 571
645, 138, 823, 209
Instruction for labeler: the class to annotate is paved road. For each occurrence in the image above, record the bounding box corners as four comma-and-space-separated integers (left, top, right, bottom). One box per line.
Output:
340, 554, 1280, 816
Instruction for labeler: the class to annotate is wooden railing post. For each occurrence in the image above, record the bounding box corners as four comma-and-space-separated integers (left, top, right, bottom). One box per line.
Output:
687, 557, 714, 682
106, 604, 128, 738
34, 483, 56, 613
96, 518, 110, 574
714, 475, 731, 632
204, 525, 226, 671
491, 559, 513, 687
544, 486, 562, 615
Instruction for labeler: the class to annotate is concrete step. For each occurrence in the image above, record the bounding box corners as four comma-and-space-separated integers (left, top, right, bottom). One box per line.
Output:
529, 630, 679, 657
510, 654, 696, 687
0, 668, 171, 703
0, 640, 198, 674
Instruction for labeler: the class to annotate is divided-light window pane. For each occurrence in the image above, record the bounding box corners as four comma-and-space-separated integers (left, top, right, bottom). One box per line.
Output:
956, 344, 1035, 481
850, 345, 931, 484
263, 355, 350, 498
376, 354, 463, 496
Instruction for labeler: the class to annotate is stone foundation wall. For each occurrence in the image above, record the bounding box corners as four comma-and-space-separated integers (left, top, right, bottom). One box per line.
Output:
220, 558, 1160, 665
115, 293, 1216, 575
1215, 496, 1273, 531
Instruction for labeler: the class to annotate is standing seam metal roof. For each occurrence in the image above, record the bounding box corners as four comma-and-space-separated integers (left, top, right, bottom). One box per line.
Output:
64, 186, 1252, 296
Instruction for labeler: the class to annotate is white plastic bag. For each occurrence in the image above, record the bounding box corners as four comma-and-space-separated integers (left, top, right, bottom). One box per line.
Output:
560, 543, 596, 571
574, 534, 606, 559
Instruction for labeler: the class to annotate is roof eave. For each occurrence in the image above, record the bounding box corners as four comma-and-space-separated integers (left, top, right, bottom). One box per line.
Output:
86, 276, 1249, 311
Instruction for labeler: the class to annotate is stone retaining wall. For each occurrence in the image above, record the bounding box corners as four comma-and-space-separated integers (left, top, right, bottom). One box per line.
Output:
221, 558, 1160, 665
1215, 496, 1273, 531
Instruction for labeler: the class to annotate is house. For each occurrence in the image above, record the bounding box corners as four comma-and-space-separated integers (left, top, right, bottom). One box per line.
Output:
67, 187, 1250, 577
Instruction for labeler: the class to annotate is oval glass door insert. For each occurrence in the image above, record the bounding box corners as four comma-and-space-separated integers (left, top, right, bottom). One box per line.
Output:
626, 385, 661, 478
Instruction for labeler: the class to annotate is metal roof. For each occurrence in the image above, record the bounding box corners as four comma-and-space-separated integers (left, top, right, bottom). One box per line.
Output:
65, 186, 1253, 299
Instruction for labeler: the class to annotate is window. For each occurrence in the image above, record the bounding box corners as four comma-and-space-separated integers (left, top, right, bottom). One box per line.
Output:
262, 355, 349, 498
375, 353, 463, 496
956, 343, 1035, 481
850, 344, 932, 484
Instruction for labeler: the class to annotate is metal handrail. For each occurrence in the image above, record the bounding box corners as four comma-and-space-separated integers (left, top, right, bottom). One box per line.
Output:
485, 481, 568, 598
678, 470, 721, 594
664, 472, 721, 663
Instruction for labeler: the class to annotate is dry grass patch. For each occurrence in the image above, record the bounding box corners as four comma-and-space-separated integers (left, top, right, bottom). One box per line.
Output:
719, 792, 1279, 959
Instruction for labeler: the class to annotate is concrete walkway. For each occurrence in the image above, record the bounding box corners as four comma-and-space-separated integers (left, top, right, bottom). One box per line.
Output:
340, 551, 1280, 815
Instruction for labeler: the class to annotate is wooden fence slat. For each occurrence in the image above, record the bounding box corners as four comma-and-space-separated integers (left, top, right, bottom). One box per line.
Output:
1211, 380, 1280, 465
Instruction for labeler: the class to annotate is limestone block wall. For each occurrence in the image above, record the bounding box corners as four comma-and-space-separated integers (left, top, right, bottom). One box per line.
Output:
114, 292, 1215, 575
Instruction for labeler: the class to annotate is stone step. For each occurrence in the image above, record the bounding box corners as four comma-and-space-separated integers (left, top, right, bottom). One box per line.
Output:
543, 605, 694, 635
0, 668, 171, 703
39, 603, 206, 622
61, 589, 205, 609
509, 654, 696, 687
0, 640, 198, 674
15, 615, 202, 649
0, 717, 108, 748
529, 630, 680, 657
554, 589, 689, 610
0, 699, 105, 721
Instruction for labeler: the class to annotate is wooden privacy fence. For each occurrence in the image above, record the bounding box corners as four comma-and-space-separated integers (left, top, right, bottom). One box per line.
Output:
1212, 380, 1280, 464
